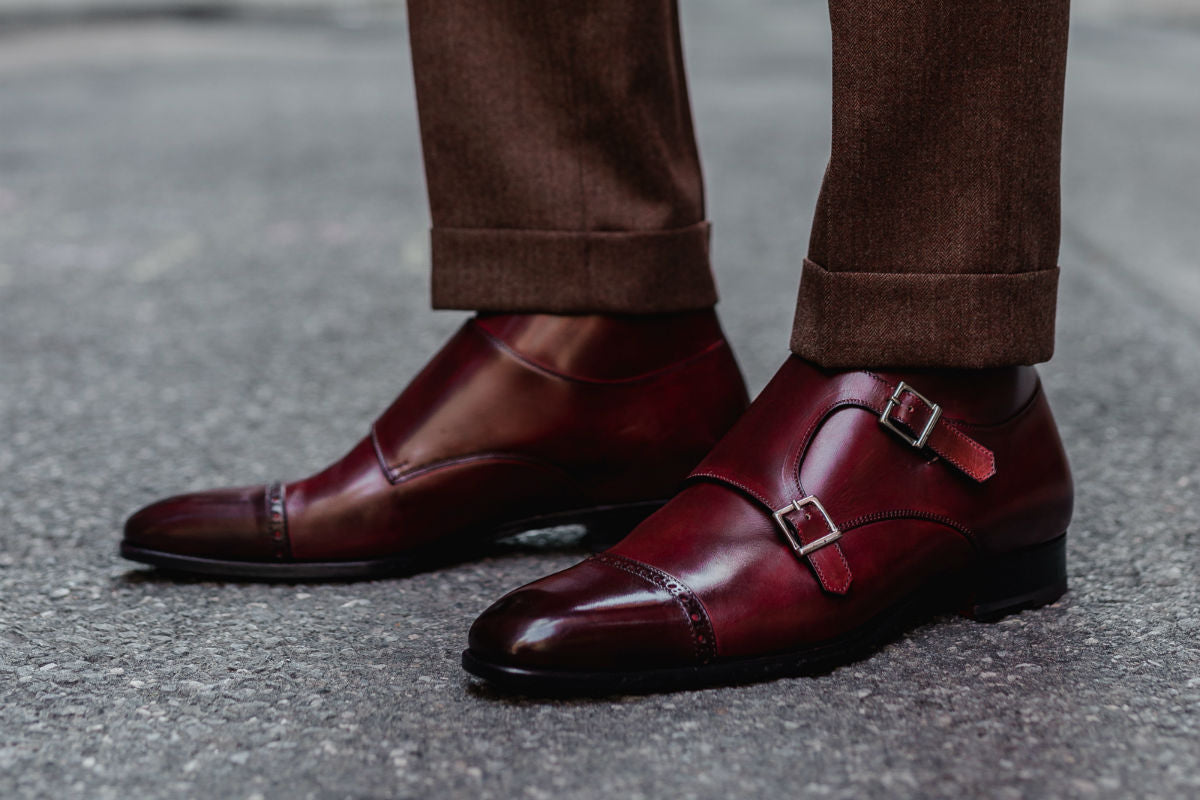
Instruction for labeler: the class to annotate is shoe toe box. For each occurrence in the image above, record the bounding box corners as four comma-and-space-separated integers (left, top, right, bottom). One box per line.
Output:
122, 485, 278, 561
468, 555, 709, 673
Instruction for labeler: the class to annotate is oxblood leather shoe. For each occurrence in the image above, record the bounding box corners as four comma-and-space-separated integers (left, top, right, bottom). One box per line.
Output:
464, 356, 1074, 694
121, 311, 749, 580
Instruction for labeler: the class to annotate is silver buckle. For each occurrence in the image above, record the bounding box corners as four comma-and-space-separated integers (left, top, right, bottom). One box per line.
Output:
880, 381, 942, 449
772, 495, 842, 558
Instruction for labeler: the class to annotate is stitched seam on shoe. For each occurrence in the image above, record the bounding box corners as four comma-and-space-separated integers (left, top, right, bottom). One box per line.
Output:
787, 397, 859, 592
790, 396, 994, 498
840, 509, 977, 549
591, 553, 717, 664
863, 369, 1045, 429
939, 381, 1046, 431
810, 536, 852, 594
800, 391, 996, 482
687, 470, 856, 592
382, 452, 588, 498
686, 470, 853, 592
883, 386, 995, 478
372, 420, 587, 494
264, 482, 290, 561
934, 430, 996, 481
697, 386, 972, 592
791, 397, 867, 495
775, 503, 852, 594
698, 376, 989, 592
860, 370, 973, 426
687, 470, 773, 509
472, 322, 730, 386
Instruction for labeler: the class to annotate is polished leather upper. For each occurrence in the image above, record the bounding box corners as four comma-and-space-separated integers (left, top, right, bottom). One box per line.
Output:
124, 312, 749, 564
468, 356, 1073, 671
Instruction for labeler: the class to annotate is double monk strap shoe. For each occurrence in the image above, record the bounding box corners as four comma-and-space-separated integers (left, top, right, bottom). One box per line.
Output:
464, 356, 1073, 694
121, 311, 749, 580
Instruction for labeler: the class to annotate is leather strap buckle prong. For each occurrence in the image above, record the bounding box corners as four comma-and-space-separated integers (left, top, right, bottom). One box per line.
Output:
772, 495, 842, 557
880, 380, 942, 449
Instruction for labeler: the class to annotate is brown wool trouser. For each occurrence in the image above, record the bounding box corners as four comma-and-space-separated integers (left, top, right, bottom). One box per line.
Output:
408, 1, 1070, 369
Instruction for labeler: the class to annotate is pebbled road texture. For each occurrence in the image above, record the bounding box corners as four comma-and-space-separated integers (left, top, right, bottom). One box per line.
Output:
1, 4, 1198, 799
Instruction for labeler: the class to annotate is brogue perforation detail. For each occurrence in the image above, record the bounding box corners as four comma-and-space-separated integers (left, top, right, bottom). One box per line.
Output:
264, 482, 290, 561
592, 553, 717, 664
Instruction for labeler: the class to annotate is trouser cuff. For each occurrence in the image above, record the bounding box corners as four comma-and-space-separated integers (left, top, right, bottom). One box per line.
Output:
790, 258, 1059, 368
430, 221, 717, 314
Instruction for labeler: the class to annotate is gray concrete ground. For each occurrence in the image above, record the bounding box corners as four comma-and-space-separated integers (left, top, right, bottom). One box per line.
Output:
0, 0, 1197, 26
1, 3, 1198, 798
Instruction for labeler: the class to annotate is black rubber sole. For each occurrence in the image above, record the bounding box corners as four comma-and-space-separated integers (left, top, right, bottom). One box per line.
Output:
462, 534, 1069, 696
119, 499, 666, 581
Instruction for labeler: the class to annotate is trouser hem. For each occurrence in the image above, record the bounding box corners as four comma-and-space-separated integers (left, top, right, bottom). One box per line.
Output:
430, 221, 717, 314
790, 258, 1059, 368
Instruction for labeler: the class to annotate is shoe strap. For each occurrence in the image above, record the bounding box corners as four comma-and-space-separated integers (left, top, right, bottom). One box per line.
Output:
860, 373, 996, 483
688, 370, 996, 595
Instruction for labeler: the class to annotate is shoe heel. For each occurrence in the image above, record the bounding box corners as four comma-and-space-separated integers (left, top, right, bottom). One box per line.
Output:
961, 534, 1068, 622
579, 501, 665, 552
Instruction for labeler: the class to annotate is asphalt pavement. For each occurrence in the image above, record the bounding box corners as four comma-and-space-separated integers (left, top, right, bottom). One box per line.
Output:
1, 3, 1198, 799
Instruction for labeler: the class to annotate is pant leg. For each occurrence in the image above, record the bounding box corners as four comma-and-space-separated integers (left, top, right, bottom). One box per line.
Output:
792, 0, 1071, 368
408, 0, 716, 314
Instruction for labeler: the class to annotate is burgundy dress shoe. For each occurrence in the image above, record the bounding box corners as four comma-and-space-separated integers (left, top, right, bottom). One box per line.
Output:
121, 311, 749, 579
464, 356, 1074, 694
